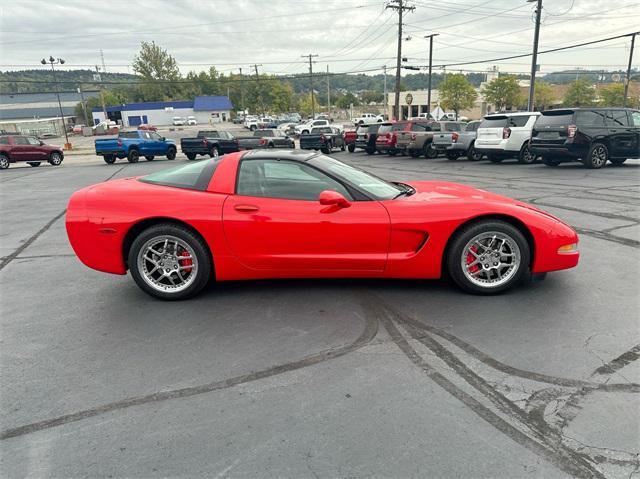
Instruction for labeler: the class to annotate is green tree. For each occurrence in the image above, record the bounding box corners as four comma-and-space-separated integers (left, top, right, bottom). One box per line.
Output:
132, 41, 182, 101
482, 75, 523, 111
360, 90, 384, 104
599, 83, 625, 107
296, 92, 320, 117
533, 81, 556, 110
563, 79, 596, 107
438, 74, 477, 119
335, 92, 360, 110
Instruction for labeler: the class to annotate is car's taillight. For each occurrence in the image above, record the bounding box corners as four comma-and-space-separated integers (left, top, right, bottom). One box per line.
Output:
259, 138, 267, 145
202, 138, 208, 146
502, 127, 511, 139
451, 132, 459, 143
320, 134, 326, 142
411, 133, 416, 140
567, 124, 577, 138
117, 139, 122, 147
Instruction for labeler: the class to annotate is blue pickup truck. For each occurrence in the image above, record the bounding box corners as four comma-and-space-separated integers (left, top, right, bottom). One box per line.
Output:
95, 130, 177, 164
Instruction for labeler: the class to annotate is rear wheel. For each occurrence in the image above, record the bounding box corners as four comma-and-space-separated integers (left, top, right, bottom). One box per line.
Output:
467, 143, 482, 161
186, 153, 196, 161
348, 144, 355, 153
128, 224, 212, 301
166, 147, 177, 160
127, 149, 140, 163
424, 142, 438, 159
145, 156, 155, 161
609, 158, 626, 166
409, 149, 421, 158
28, 162, 41, 167
103, 155, 116, 164
49, 151, 63, 166
321, 143, 332, 154
0, 155, 9, 169
447, 220, 530, 295
585, 142, 608, 169
517, 142, 536, 164
446, 151, 461, 161
209, 146, 220, 158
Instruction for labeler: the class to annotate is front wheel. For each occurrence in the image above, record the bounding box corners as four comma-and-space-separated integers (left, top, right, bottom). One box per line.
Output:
145, 156, 155, 161
186, 153, 196, 161
0, 155, 9, 169
49, 152, 63, 166
424, 142, 438, 159
209, 146, 219, 158
127, 149, 140, 163
447, 220, 530, 294
584, 142, 608, 169
128, 224, 212, 300
518, 142, 536, 164
28, 162, 41, 167
166, 147, 176, 160
348, 144, 355, 153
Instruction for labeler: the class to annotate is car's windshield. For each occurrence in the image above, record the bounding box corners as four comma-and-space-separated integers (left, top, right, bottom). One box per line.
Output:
307, 155, 402, 200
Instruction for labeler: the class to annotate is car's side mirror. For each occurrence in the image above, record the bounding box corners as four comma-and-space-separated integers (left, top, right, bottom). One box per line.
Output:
161, 137, 166, 141
319, 190, 351, 208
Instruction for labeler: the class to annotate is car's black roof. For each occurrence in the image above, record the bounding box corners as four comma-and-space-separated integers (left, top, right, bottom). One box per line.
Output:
540, 107, 636, 115
240, 149, 319, 162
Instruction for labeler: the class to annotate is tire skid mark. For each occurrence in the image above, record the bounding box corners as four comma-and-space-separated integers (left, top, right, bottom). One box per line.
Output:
591, 344, 640, 377
528, 199, 639, 223
1, 311, 378, 440
0, 165, 128, 273
574, 227, 640, 248
367, 298, 606, 479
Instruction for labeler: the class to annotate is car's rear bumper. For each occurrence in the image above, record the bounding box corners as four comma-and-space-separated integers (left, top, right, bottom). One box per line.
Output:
530, 142, 585, 158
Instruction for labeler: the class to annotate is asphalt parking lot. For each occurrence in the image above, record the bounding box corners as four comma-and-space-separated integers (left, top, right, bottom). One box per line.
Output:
1, 147, 639, 478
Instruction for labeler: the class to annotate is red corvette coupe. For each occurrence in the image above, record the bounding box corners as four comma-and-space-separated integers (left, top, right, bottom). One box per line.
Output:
66, 150, 579, 300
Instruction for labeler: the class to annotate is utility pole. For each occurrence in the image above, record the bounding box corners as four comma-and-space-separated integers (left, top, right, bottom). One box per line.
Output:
623, 32, 637, 108
326, 65, 330, 117
239, 67, 245, 114
302, 53, 318, 117
424, 34, 438, 118
387, 0, 414, 121
383, 65, 388, 119
254, 64, 265, 116
94, 65, 107, 122
527, 0, 543, 111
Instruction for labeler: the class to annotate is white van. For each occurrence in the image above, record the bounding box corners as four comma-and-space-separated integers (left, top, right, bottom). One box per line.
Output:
475, 112, 540, 164
172, 116, 186, 126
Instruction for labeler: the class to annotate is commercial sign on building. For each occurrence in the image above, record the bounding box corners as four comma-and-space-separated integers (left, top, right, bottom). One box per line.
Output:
405, 93, 413, 105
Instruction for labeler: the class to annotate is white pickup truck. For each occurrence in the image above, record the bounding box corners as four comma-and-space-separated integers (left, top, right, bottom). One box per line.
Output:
244, 117, 273, 131
352, 113, 384, 126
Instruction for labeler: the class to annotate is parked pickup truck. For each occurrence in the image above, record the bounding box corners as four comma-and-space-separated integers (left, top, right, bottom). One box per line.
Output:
95, 130, 177, 164
245, 117, 274, 131
352, 113, 384, 126
395, 121, 464, 159
180, 130, 239, 160
433, 120, 483, 161
236, 129, 295, 150
0, 134, 64, 169
300, 126, 345, 153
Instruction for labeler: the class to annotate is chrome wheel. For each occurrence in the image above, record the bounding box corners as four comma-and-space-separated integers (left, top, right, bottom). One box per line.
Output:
136, 235, 198, 293
50, 152, 63, 165
209, 147, 219, 158
591, 145, 607, 168
461, 231, 521, 288
0, 156, 9, 169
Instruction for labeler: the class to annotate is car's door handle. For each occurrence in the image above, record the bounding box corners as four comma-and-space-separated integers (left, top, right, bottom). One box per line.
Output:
234, 204, 259, 212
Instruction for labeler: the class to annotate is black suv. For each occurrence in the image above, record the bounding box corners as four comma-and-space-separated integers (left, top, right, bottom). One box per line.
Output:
530, 108, 640, 168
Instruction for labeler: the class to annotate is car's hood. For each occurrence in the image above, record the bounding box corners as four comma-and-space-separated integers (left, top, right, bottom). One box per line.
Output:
404, 180, 520, 205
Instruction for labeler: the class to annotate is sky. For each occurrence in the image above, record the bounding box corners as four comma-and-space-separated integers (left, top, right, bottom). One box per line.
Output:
0, 0, 638, 79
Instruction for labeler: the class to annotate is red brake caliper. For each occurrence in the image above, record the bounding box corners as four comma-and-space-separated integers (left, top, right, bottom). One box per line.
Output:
178, 248, 193, 273
466, 245, 479, 274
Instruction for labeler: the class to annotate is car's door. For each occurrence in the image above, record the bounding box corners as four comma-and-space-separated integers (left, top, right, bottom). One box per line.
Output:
605, 109, 636, 157
26, 136, 47, 160
148, 131, 167, 155
222, 158, 390, 272
628, 110, 640, 158
12, 136, 35, 161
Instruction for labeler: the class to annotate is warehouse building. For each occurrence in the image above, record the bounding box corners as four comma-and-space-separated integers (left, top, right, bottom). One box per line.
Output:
91, 96, 233, 127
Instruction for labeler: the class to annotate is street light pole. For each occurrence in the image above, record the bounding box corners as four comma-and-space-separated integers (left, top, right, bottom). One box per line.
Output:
527, 0, 543, 111
424, 34, 439, 118
623, 32, 637, 108
42, 56, 71, 149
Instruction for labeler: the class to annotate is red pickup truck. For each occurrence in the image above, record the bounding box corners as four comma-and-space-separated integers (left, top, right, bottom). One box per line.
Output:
0, 134, 64, 169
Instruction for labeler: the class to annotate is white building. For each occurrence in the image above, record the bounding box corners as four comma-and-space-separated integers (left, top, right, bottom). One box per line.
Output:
91, 96, 233, 127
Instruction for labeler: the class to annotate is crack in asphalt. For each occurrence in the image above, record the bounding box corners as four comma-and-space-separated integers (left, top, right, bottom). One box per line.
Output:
0, 311, 378, 440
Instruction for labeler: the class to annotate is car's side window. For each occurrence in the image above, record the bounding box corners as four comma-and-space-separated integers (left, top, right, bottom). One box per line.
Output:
411, 123, 426, 131
508, 116, 529, 127
575, 110, 605, 126
237, 159, 352, 201
27, 137, 41, 145
0, 137, 8, 145
605, 110, 630, 127
631, 111, 640, 127
14, 136, 29, 145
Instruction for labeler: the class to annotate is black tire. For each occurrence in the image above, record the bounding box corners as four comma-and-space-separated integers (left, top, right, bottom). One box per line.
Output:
321, 143, 332, 154
28, 162, 41, 167
250, 125, 257, 131
609, 158, 626, 166
542, 156, 561, 167
467, 143, 482, 161
103, 155, 116, 164
388, 148, 397, 156
488, 154, 503, 163
0, 154, 9, 169
340, 143, 345, 151
208, 146, 220, 158
128, 223, 212, 300
186, 153, 196, 161
267, 143, 274, 149
127, 148, 140, 163
347, 144, 355, 153
409, 149, 421, 158
517, 142, 536, 164
49, 151, 63, 166
366, 147, 375, 155
166, 147, 177, 160
145, 156, 155, 161
584, 142, 609, 169
446, 151, 461, 161
424, 142, 438, 159
446, 220, 530, 295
